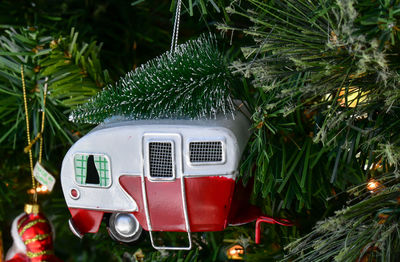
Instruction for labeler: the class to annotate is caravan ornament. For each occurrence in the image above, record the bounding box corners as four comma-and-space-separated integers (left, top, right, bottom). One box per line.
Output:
61, 109, 293, 250
61, 109, 273, 250
61, 35, 292, 250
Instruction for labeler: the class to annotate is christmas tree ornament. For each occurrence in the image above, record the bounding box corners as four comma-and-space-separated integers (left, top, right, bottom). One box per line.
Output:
61, 40, 293, 249
5, 204, 60, 262
61, 3, 292, 250
63, 100, 266, 250
5, 66, 60, 261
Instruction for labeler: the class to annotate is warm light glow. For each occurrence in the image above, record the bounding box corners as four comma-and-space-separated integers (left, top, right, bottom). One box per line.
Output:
27, 185, 49, 194
367, 179, 382, 193
229, 249, 238, 256
227, 244, 244, 260
367, 181, 377, 190
338, 86, 368, 108
37, 185, 49, 193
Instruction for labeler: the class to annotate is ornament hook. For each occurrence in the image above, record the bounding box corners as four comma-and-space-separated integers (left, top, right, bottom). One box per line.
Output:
170, 0, 182, 53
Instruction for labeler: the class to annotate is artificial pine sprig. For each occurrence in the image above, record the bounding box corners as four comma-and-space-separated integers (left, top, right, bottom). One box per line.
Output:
70, 34, 235, 124
220, 0, 400, 212
284, 174, 400, 262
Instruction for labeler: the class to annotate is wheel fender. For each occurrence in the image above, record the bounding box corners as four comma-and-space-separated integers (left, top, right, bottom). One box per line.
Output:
69, 208, 104, 234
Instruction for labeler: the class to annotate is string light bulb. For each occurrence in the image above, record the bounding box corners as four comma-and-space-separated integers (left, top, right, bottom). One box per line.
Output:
27, 184, 49, 194
226, 244, 244, 260
37, 185, 48, 192
367, 179, 382, 193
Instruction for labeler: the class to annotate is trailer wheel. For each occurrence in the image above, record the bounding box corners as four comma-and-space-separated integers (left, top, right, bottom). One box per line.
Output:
107, 213, 143, 244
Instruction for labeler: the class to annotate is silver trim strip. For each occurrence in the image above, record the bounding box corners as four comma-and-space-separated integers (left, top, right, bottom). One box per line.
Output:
69, 219, 83, 239
148, 173, 192, 250
141, 172, 152, 232
141, 158, 192, 250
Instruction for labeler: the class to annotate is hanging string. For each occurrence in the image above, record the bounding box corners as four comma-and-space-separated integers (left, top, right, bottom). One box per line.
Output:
38, 77, 48, 164
170, 0, 182, 53
21, 65, 37, 203
23, 78, 48, 157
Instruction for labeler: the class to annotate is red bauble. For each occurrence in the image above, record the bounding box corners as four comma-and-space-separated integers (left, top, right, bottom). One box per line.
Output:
6, 208, 61, 262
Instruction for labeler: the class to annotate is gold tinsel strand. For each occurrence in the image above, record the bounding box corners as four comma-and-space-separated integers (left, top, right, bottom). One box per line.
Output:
21, 65, 37, 202
18, 219, 47, 236
26, 250, 53, 258
23, 233, 50, 245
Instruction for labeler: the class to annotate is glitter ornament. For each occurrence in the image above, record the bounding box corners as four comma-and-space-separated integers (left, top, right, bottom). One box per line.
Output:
5, 204, 61, 262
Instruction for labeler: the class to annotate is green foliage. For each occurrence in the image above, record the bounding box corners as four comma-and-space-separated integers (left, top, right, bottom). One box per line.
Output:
169, 0, 231, 21
0, 27, 106, 149
40, 28, 109, 106
0, 1, 240, 261
241, 106, 363, 212
220, 0, 400, 259
71, 34, 236, 124
2, 0, 400, 261
220, 0, 400, 213
0, 26, 107, 255
0, 0, 186, 77
284, 174, 400, 262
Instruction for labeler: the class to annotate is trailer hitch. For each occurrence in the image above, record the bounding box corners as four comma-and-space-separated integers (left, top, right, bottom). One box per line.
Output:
255, 216, 294, 244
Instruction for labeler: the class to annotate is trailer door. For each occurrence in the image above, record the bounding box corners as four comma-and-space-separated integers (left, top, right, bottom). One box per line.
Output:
142, 134, 191, 249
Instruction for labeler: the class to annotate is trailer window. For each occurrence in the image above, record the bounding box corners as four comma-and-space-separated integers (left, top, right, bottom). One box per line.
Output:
149, 142, 174, 178
189, 141, 223, 163
74, 153, 111, 187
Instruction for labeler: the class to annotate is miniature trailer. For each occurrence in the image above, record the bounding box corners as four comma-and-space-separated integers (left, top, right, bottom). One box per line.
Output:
61, 109, 284, 250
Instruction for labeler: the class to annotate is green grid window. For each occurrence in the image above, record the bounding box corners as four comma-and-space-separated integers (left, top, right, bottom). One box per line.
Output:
73, 153, 111, 187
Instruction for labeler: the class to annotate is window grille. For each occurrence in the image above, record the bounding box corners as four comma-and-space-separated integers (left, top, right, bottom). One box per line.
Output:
149, 142, 174, 178
73, 154, 111, 187
189, 141, 223, 163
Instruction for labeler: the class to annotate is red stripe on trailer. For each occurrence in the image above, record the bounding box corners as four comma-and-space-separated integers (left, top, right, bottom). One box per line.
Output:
185, 176, 235, 232
119, 175, 236, 232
